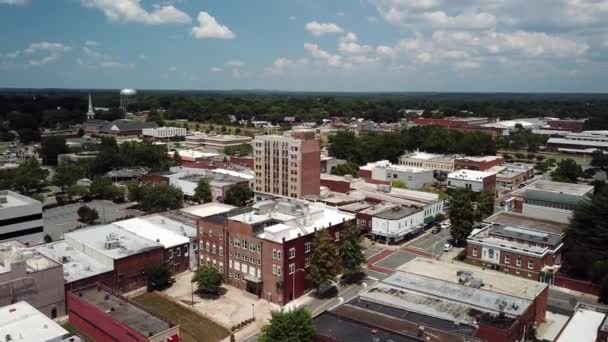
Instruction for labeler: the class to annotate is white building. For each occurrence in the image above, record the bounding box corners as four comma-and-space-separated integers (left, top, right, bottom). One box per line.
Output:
142, 126, 187, 139
556, 303, 608, 342
370, 206, 425, 243
184, 133, 252, 151
375, 164, 434, 190
399, 151, 458, 172
547, 130, 608, 154
0, 190, 44, 245
0, 301, 73, 342
447, 169, 495, 193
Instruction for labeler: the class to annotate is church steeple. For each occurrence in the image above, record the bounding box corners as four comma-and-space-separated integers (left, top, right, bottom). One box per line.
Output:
86, 93, 95, 120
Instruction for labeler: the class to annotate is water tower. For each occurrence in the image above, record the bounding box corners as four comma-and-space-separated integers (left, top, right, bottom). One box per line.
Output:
119, 88, 137, 115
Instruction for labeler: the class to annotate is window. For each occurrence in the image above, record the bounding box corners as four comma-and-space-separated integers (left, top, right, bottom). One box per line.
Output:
272, 264, 277, 275
505, 255, 510, 265
212, 244, 217, 255
257, 259, 261, 265
219, 231, 223, 240
234, 238, 240, 248
243, 240, 249, 250
219, 262, 224, 273
229, 237, 233, 246
289, 263, 295, 274
277, 266, 281, 276
250, 243, 255, 252
305, 257, 311, 268
229, 250, 233, 257
272, 249, 277, 260
516, 256, 521, 267
472, 247, 478, 257
208, 229, 213, 238
528, 260, 533, 269
305, 242, 311, 253
205, 242, 210, 252
289, 247, 296, 259
219, 247, 224, 256
169, 249, 174, 259
335, 232, 340, 242
277, 251, 281, 260
257, 243, 262, 253
176, 247, 181, 257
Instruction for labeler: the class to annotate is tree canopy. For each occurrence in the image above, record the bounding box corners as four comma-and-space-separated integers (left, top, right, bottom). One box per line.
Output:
192, 266, 224, 295
449, 188, 476, 246
223, 185, 253, 207
193, 179, 212, 204
258, 308, 315, 342
40, 136, 68, 165
337, 223, 366, 281
53, 163, 84, 191
330, 162, 359, 178
551, 158, 582, 183
308, 229, 338, 290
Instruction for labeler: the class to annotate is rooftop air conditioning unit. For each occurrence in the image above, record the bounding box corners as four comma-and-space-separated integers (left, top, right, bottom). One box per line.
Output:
104, 240, 120, 250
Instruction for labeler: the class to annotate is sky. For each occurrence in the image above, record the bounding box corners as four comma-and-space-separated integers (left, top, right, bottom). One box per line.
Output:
0, 0, 607, 92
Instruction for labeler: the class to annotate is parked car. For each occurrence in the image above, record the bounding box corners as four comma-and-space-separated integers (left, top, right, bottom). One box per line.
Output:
443, 244, 453, 252
440, 221, 451, 230
431, 227, 441, 234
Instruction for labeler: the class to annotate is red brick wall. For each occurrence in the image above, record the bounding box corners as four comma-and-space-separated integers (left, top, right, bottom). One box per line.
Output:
483, 174, 496, 195
320, 179, 351, 193
554, 274, 600, 296
359, 169, 372, 179
68, 291, 148, 342
547, 120, 584, 133
300, 138, 321, 196
164, 244, 190, 274
66, 271, 116, 295
141, 174, 169, 185
114, 248, 165, 292
356, 213, 372, 233
455, 158, 504, 171
230, 156, 254, 168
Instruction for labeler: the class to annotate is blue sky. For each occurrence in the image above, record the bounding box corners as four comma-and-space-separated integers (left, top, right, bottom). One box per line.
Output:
0, 0, 607, 92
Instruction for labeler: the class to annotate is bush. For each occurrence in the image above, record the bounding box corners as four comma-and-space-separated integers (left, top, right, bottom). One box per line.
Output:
77, 205, 99, 224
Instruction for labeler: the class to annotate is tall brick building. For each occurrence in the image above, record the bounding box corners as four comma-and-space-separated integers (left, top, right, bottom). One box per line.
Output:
197, 199, 354, 305
253, 129, 321, 199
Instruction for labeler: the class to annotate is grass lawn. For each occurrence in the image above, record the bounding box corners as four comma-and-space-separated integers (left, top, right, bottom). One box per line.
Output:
61, 321, 94, 342
133, 292, 230, 342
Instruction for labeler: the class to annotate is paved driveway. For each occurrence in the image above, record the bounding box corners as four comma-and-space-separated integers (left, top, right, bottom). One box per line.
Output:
43, 200, 143, 239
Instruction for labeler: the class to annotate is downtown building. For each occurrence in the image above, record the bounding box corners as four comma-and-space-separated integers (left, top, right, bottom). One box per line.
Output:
197, 198, 354, 305
253, 129, 321, 199
0, 190, 45, 246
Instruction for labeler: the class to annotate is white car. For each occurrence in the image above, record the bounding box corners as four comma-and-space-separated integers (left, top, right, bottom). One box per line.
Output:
442, 244, 453, 252
440, 221, 451, 230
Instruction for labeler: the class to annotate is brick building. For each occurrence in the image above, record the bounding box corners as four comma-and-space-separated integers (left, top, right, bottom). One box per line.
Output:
454, 155, 504, 171
68, 285, 180, 342
412, 117, 506, 138
64, 225, 165, 292
197, 199, 354, 305
253, 129, 321, 199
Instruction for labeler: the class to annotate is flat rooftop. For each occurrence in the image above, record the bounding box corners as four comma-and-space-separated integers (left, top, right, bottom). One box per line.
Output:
33, 240, 113, 283
75, 286, 172, 337
0, 240, 60, 274
397, 258, 547, 300
113, 216, 191, 248
488, 223, 562, 246
402, 151, 456, 161
179, 202, 237, 219
0, 301, 68, 341
64, 224, 162, 260
0, 190, 41, 209
374, 206, 421, 220
448, 169, 494, 181
314, 311, 420, 342
385, 164, 432, 173
338, 201, 374, 213
211, 168, 254, 180
557, 304, 608, 342
485, 211, 568, 235
456, 155, 502, 162
516, 179, 594, 197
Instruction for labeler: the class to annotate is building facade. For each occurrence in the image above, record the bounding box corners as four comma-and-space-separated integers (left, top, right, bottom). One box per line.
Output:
0, 190, 44, 246
184, 134, 252, 151
447, 169, 496, 194
253, 130, 321, 198
454, 156, 504, 171
142, 127, 187, 139
0, 301, 72, 342
399, 151, 457, 172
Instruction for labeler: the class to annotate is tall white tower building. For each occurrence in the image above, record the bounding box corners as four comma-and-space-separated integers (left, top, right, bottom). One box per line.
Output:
86, 93, 95, 120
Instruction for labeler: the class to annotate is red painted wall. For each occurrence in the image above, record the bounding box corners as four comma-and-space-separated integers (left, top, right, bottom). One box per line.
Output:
554, 274, 600, 296
320, 179, 351, 193
114, 248, 165, 292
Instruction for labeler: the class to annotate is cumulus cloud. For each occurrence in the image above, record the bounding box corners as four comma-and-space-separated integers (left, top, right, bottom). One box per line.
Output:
422, 11, 496, 30
338, 32, 373, 55
191, 11, 236, 39
225, 59, 244, 67
304, 43, 343, 67
78, 44, 133, 70
80, 0, 191, 24
21, 42, 72, 66
305, 21, 344, 36
0, 0, 29, 5
85, 40, 99, 47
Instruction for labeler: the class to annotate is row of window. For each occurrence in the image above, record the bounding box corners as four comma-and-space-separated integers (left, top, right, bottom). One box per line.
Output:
203, 242, 224, 256
230, 237, 262, 253
230, 251, 261, 265
168, 245, 188, 259
202, 257, 224, 273
472, 247, 535, 269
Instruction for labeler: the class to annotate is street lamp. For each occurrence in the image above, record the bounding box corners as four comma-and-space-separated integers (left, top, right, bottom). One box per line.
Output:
291, 268, 305, 310
251, 303, 255, 320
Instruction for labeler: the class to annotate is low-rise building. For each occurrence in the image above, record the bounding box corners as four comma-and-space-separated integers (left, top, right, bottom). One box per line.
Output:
167, 150, 221, 163
447, 169, 496, 194
546, 130, 608, 154
507, 180, 594, 223
399, 151, 458, 172
67, 285, 180, 342
197, 199, 354, 305
0, 241, 65, 318
556, 303, 608, 342
496, 163, 535, 189
0, 190, 45, 245
377, 164, 434, 190
371, 206, 425, 244
82, 119, 109, 135
64, 225, 164, 292
99, 120, 159, 137
454, 155, 504, 171
184, 133, 252, 151
0, 301, 74, 342
142, 126, 187, 139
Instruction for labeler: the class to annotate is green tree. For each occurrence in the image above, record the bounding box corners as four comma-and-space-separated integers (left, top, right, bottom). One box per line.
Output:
308, 229, 338, 291
139, 184, 183, 212
40, 136, 68, 165
591, 150, 608, 170
534, 161, 549, 173
193, 179, 212, 204
258, 308, 315, 342
551, 158, 582, 183
391, 180, 406, 189
53, 163, 84, 191
562, 189, 608, 280
223, 144, 253, 156
475, 191, 495, 221
223, 185, 253, 207
125, 180, 143, 202
330, 162, 359, 177
90, 177, 114, 199
192, 266, 224, 295
77, 205, 99, 224
449, 188, 476, 246
13, 159, 48, 194
337, 223, 366, 282
67, 184, 89, 200
146, 264, 172, 291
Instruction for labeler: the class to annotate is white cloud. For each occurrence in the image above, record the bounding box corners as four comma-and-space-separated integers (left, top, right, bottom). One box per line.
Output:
80, 0, 191, 25
422, 11, 497, 30
289, 15, 296, 21
305, 21, 344, 36
18, 42, 72, 66
0, 0, 29, 5
266, 57, 310, 75
376, 45, 396, 58
191, 11, 236, 40
209, 67, 224, 73
225, 59, 244, 67
304, 43, 343, 67
78, 44, 133, 70
337, 11, 345, 17
84, 40, 99, 47
338, 32, 373, 55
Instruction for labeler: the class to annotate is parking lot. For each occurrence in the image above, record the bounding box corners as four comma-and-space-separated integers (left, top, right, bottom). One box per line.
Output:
406, 227, 452, 257
43, 200, 143, 239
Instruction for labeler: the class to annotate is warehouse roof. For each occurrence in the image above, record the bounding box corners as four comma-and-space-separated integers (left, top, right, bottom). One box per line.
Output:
0, 302, 69, 342
113, 217, 190, 248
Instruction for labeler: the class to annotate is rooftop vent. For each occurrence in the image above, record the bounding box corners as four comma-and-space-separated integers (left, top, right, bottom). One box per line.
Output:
0, 196, 7, 204
104, 240, 120, 250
